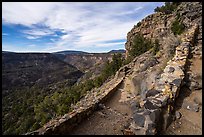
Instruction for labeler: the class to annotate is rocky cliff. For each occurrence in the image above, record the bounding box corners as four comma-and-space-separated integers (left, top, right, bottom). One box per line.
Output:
125, 2, 202, 59
26, 2, 202, 135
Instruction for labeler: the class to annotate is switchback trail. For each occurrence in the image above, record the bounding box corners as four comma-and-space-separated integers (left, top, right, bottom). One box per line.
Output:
70, 79, 133, 135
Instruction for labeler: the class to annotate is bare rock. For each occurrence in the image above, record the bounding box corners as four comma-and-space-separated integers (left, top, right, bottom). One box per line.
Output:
175, 111, 182, 119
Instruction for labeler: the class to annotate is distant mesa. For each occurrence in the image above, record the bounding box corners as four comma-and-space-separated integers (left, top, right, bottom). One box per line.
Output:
53, 50, 88, 55
108, 49, 126, 53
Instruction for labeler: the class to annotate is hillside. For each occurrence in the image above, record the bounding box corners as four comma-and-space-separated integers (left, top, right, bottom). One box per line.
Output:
2, 2, 202, 135
2, 52, 83, 94
53, 51, 125, 81
2, 52, 84, 134
2, 50, 124, 135
26, 2, 202, 135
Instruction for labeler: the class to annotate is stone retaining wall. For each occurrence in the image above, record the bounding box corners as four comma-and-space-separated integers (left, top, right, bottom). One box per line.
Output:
129, 24, 199, 135
26, 68, 126, 135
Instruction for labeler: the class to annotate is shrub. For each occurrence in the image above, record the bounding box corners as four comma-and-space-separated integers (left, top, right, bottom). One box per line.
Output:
152, 39, 160, 55
129, 33, 154, 58
171, 18, 185, 35
154, 2, 180, 14
136, 21, 141, 27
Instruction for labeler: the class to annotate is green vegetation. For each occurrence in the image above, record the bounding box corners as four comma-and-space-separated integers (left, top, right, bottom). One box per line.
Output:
171, 15, 185, 35
93, 53, 124, 87
152, 39, 160, 55
2, 53, 125, 135
154, 2, 180, 14
136, 21, 141, 27
129, 33, 153, 58
126, 34, 161, 63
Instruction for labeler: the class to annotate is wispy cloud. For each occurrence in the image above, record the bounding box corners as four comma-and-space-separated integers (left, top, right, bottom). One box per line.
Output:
2, 33, 9, 36
2, 2, 164, 52
22, 29, 55, 39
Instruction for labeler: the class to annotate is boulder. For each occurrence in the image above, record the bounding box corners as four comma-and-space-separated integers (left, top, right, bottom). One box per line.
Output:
171, 78, 182, 87
145, 89, 161, 98
145, 123, 157, 135
133, 112, 146, 127
130, 100, 140, 111
149, 109, 161, 123
144, 100, 159, 110
168, 67, 175, 73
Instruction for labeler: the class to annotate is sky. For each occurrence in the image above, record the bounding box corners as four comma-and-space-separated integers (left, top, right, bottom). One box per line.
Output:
2, 2, 164, 53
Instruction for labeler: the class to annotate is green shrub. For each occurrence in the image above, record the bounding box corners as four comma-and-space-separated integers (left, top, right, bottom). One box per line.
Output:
171, 18, 185, 35
136, 21, 141, 27
154, 2, 180, 14
129, 33, 154, 58
152, 39, 160, 55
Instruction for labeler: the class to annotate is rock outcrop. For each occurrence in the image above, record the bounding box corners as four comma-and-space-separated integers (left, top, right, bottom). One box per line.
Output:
125, 2, 202, 58
129, 24, 199, 135
26, 2, 202, 135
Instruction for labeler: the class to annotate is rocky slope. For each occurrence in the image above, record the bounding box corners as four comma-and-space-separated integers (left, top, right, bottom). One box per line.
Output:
26, 2, 202, 135
2, 52, 83, 95
125, 2, 202, 59
54, 52, 125, 81
2, 52, 84, 134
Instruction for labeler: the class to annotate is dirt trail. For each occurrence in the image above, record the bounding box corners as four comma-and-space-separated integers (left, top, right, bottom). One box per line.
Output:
70, 81, 133, 135
162, 42, 202, 135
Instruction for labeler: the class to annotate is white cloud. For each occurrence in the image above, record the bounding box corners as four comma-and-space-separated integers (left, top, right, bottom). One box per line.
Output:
22, 29, 54, 36
22, 29, 55, 39
25, 35, 40, 40
2, 2, 57, 26
2, 2, 164, 52
2, 33, 9, 36
28, 44, 36, 47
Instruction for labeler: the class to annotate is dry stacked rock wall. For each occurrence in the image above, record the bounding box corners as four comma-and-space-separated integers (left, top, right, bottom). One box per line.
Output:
26, 68, 126, 135
129, 24, 198, 135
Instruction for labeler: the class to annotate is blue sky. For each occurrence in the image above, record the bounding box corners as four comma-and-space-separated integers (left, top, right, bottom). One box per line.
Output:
2, 2, 164, 53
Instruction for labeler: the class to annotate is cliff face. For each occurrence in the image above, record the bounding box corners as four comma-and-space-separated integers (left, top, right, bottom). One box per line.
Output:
125, 2, 202, 58
26, 2, 202, 135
